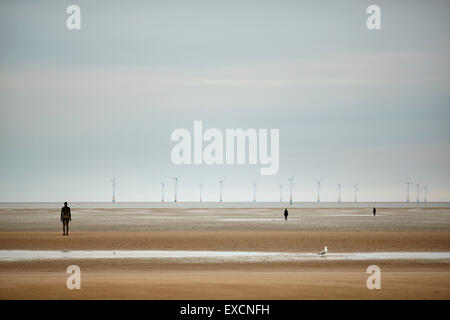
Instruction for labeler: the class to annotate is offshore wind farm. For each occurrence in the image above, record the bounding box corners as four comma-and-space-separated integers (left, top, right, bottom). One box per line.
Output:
108, 174, 436, 205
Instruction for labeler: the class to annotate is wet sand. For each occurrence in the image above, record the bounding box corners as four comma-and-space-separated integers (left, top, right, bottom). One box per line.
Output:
1, 206, 449, 232
0, 231, 449, 252
0, 206, 449, 299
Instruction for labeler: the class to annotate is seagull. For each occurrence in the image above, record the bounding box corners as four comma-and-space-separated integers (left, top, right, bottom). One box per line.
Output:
318, 246, 327, 255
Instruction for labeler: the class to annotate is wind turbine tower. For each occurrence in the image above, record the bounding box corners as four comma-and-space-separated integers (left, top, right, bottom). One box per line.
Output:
218, 180, 223, 203
316, 181, 321, 203
173, 176, 179, 203
252, 183, 256, 203
199, 184, 203, 203
406, 182, 411, 202
416, 183, 420, 202
111, 178, 116, 203
288, 177, 293, 205
353, 184, 358, 203
338, 184, 342, 202
161, 182, 165, 203
424, 185, 428, 203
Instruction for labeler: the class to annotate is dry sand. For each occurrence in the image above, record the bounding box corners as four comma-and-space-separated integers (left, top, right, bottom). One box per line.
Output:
0, 206, 449, 299
0, 259, 449, 299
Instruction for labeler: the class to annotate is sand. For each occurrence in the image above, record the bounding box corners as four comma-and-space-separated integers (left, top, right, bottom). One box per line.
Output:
0, 260, 449, 299
0, 206, 449, 299
1, 206, 449, 232
0, 231, 449, 252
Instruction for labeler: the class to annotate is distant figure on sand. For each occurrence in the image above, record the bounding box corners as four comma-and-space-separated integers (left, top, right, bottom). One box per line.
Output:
61, 202, 71, 236
284, 208, 288, 221
373, 207, 376, 216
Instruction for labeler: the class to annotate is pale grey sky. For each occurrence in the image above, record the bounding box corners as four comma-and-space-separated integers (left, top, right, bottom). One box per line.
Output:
0, 0, 449, 202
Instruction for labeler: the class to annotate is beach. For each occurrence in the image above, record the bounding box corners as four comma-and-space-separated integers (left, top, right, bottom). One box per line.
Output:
0, 204, 449, 299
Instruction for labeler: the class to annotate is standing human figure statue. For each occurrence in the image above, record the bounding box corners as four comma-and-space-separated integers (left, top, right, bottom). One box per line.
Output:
61, 202, 71, 236
284, 208, 288, 221
373, 207, 376, 216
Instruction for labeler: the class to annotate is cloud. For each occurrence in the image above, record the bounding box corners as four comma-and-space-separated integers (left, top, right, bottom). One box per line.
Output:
1, 50, 448, 96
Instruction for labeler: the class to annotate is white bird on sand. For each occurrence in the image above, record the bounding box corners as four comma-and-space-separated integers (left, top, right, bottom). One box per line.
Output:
318, 246, 328, 255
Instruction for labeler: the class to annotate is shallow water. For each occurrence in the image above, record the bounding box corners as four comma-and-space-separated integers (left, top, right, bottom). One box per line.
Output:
0, 250, 449, 262
220, 218, 302, 221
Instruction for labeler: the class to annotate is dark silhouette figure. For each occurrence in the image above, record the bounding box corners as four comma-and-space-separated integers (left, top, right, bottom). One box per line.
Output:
373, 207, 376, 216
284, 208, 288, 221
61, 202, 71, 236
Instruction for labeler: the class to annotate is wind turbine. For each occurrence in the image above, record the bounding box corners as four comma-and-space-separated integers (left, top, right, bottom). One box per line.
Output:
424, 185, 428, 203
338, 183, 342, 202
288, 177, 294, 205
252, 183, 257, 203
416, 183, 420, 202
199, 184, 203, 202
279, 185, 283, 202
173, 176, 179, 203
218, 179, 223, 202
161, 182, 165, 203
316, 180, 321, 203
406, 181, 411, 202
111, 178, 116, 203
353, 184, 358, 203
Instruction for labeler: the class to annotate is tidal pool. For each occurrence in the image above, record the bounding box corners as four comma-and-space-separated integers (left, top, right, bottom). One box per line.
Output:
0, 250, 449, 262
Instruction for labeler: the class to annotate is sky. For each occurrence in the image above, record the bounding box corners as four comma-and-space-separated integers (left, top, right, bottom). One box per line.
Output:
0, 0, 449, 202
